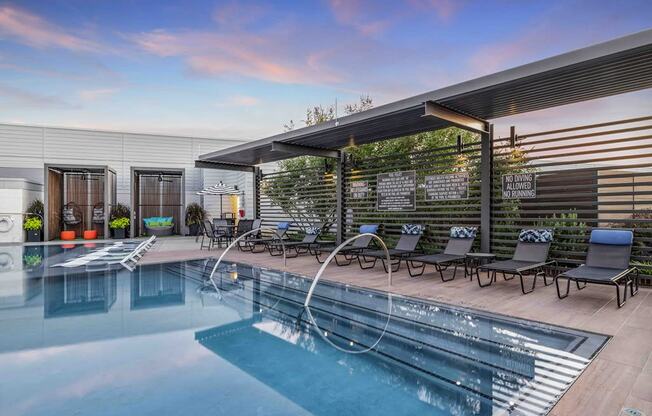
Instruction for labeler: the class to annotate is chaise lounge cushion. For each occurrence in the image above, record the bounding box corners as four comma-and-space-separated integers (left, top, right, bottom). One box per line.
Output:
518, 229, 553, 243
450, 226, 477, 239
589, 229, 633, 246
402, 224, 424, 235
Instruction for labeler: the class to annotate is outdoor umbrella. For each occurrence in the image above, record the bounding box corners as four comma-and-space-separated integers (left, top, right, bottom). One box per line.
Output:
197, 181, 241, 216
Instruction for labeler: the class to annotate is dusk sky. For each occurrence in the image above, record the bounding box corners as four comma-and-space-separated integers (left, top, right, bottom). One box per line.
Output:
0, 0, 651, 140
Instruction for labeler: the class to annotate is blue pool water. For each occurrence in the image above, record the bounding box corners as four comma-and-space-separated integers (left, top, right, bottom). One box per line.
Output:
0, 248, 608, 415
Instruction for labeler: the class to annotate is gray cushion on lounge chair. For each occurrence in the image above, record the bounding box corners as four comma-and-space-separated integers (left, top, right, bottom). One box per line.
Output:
409, 253, 464, 265
482, 259, 549, 273
559, 265, 631, 282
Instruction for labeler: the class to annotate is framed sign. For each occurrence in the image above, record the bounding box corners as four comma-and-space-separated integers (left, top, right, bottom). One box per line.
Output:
350, 181, 369, 199
424, 173, 469, 201
502, 173, 536, 199
377, 171, 416, 211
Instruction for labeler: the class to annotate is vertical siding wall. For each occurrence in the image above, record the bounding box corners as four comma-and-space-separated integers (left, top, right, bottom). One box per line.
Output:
0, 123, 251, 233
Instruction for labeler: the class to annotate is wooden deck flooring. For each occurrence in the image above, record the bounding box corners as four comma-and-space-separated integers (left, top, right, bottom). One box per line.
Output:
142, 237, 652, 415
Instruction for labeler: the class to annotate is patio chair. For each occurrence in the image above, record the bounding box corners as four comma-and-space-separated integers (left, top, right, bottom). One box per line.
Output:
92, 202, 104, 225
477, 229, 556, 294
314, 224, 380, 265
62, 202, 82, 230
555, 229, 639, 308
268, 224, 324, 258
241, 222, 290, 253
213, 219, 233, 246
406, 226, 477, 279
358, 224, 425, 273
200, 220, 228, 250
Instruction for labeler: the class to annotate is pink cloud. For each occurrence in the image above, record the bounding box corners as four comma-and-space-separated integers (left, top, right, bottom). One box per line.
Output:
131, 29, 341, 85
327, 0, 393, 35
407, 0, 462, 21
0, 5, 98, 51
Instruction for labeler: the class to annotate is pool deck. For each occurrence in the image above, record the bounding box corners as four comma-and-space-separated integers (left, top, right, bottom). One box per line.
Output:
142, 237, 652, 416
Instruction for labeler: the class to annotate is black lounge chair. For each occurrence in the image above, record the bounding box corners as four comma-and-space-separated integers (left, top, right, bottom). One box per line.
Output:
314, 224, 380, 265
62, 202, 82, 230
268, 224, 324, 258
242, 220, 290, 255
477, 229, 556, 294
92, 202, 104, 225
555, 229, 639, 308
358, 224, 425, 273
406, 226, 477, 279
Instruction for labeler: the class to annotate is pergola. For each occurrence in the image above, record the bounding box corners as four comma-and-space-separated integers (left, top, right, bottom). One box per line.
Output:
196, 29, 652, 250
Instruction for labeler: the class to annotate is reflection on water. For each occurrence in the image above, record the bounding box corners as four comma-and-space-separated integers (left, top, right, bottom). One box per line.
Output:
0, 258, 609, 416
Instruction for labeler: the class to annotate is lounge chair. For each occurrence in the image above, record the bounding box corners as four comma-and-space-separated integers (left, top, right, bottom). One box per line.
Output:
268, 224, 324, 258
236, 219, 263, 252
406, 226, 477, 279
239, 222, 290, 253
477, 229, 556, 294
555, 229, 639, 308
358, 224, 425, 273
314, 224, 380, 265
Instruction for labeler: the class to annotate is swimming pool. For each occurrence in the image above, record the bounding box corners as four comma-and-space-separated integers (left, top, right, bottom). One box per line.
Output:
0, 256, 608, 415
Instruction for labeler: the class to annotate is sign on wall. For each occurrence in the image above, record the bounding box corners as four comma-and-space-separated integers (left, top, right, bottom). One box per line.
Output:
502, 173, 537, 199
350, 181, 369, 199
424, 173, 469, 201
377, 171, 416, 211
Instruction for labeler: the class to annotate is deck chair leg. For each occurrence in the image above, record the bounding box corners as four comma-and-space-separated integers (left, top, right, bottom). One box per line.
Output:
520, 272, 536, 295
407, 261, 425, 278
315, 251, 325, 264
556, 276, 571, 299
335, 254, 353, 266
358, 255, 377, 270
438, 263, 455, 282
477, 269, 494, 288
613, 282, 627, 308
630, 269, 640, 297
502, 271, 515, 281
576, 280, 587, 290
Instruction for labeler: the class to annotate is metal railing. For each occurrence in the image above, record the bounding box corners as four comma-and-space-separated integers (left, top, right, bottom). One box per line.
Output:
207, 227, 286, 292
303, 233, 393, 354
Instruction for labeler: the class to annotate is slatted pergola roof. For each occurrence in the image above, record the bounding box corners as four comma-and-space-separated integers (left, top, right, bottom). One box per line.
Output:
197, 29, 652, 169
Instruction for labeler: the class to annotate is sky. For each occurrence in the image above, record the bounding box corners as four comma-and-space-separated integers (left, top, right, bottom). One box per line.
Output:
0, 0, 650, 140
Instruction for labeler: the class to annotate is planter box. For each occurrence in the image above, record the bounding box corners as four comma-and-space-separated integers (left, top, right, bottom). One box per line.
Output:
26, 230, 41, 243
112, 228, 126, 239
189, 223, 200, 236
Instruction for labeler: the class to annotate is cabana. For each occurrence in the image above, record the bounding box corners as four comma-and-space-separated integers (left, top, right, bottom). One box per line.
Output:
130, 168, 184, 237
44, 164, 116, 241
195, 29, 652, 285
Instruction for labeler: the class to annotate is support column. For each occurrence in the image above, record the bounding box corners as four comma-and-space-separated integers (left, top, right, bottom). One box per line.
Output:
335, 152, 345, 244
480, 123, 493, 252
252, 167, 261, 219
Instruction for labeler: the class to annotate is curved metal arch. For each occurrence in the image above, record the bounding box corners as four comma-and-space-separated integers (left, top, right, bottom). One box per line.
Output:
303, 233, 393, 354
208, 227, 286, 293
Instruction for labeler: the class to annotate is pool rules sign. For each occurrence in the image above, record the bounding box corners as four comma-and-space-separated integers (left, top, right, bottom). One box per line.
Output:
377, 171, 416, 211
502, 173, 537, 199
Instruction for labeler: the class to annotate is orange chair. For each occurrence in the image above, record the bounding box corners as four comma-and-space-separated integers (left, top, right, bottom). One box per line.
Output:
60, 230, 76, 240
83, 230, 97, 240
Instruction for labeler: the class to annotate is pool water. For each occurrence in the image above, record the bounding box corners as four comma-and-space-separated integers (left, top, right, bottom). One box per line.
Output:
0, 255, 608, 415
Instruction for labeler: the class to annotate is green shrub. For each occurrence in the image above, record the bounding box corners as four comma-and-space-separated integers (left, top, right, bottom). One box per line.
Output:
23, 217, 42, 231
109, 203, 130, 221
109, 217, 130, 229
185, 203, 206, 226
26, 199, 44, 220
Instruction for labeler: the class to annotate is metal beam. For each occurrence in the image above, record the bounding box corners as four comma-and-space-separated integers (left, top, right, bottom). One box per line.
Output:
194, 160, 255, 172
423, 101, 488, 134
252, 167, 261, 219
271, 141, 340, 159
480, 123, 493, 252
335, 153, 345, 244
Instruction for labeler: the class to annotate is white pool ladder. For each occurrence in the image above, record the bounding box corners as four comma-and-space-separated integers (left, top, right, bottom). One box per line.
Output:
120, 235, 156, 271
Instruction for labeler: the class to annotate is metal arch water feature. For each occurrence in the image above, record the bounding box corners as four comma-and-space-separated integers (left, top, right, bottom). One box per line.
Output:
208, 227, 287, 294
303, 233, 393, 354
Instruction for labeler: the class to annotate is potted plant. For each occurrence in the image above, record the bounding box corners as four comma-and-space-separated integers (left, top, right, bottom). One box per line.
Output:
110, 217, 130, 239
109, 203, 131, 239
185, 202, 206, 236
23, 216, 43, 242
